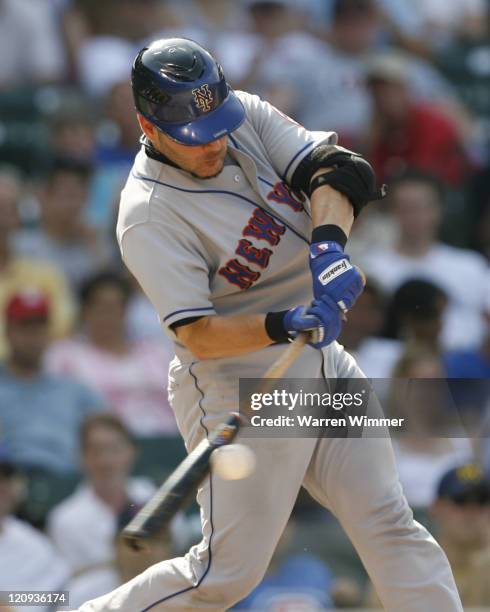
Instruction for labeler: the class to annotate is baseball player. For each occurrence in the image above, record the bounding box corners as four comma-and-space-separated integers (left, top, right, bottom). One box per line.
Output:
77, 39, 462, 611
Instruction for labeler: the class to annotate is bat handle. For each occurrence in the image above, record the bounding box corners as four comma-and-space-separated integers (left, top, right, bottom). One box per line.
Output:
264, 332, 308, 379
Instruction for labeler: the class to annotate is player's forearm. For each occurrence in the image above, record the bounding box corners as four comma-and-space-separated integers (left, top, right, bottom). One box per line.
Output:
175, 314, 273, 360
309, 168, 354, 236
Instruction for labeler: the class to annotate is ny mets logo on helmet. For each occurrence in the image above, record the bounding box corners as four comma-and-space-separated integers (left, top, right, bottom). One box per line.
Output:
192, 84, 214, 112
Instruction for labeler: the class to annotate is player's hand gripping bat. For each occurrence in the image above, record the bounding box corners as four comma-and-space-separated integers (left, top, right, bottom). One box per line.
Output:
122, 268, 365, 550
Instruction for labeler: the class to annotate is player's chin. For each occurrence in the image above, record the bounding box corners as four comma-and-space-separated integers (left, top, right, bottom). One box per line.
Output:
194, 159, 225, 179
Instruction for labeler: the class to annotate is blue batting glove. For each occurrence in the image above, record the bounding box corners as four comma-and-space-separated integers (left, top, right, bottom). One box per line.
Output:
284, 305, 319, 333
305, 295, 343, 348
309, 241, 364, 311
283, 295, 342, 349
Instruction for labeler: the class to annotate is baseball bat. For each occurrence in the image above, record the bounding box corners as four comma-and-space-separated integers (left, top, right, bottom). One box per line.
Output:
122, 411, 241, 550
121, 333, 308, 550
122, 268, 368, 549
121, 268, 365, 549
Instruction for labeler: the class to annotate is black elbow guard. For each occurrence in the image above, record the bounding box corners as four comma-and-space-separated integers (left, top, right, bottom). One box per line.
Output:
292, 144, 387, 217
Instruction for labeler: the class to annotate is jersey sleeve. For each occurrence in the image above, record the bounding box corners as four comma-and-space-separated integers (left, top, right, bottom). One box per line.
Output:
119, 220, 215, 335
239, 91, 338, 185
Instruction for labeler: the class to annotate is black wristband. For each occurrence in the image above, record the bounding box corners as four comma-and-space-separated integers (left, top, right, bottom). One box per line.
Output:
311, 224, 348, 249
265, 310, 291, 344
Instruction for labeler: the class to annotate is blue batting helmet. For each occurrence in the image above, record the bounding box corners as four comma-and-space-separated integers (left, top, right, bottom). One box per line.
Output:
131, 38, 245, 145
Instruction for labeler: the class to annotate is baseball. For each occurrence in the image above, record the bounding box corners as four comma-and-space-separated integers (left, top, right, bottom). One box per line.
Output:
210, 444, 256, 480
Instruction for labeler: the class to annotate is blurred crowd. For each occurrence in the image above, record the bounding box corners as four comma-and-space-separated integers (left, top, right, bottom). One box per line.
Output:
0, 0, 489, 609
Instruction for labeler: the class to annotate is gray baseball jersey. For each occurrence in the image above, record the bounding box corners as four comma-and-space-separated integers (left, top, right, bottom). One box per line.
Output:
78, 92, 462, 611
118, 92, 335, 344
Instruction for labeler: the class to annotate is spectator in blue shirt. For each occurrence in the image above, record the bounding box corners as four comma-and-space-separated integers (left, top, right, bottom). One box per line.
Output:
0, 290, 105, 474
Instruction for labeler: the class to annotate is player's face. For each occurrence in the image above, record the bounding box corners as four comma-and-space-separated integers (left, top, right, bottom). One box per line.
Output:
154, 130, 229, 179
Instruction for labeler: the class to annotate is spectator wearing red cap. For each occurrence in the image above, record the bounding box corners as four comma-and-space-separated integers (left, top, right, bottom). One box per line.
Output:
0, 290, 105, 474
5, 290, 51, 322
0, 166, 75, 360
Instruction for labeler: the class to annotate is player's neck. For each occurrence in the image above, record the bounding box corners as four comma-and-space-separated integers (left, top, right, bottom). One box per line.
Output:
142, 136, 180, 171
